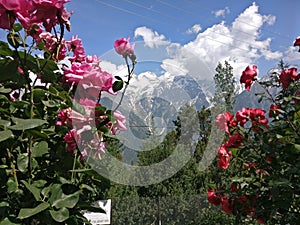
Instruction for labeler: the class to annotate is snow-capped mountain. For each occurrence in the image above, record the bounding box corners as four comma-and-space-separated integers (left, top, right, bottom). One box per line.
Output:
100, 72, 211, 162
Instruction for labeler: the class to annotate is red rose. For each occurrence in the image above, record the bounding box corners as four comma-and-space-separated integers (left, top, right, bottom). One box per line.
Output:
240, 65, 258, 91
279, 68, 299, 89
207, 189, 221, 206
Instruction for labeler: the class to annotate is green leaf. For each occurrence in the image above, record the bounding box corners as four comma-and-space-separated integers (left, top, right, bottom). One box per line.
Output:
0, 119, 11, 127
292, 144, 300, 153
112, 80, 124, 92
13, 23, 23, 32
7, 177, 18, 193
49, 207, 69, 222
0, 201, 9, 208
38, 59, 59, 83
17, 153, 28, 173
21, 180, 41, 201
0, 130, 13, 142
32, 141, 49, 157
114, 75, 122, 81
0, 59, 18, 82
0, 41, 13, 56
25, 129, 49, 139
49, 184, 81, 209
42, 99, 60, 108
0, 87, 12, 93
53, 190, 81, 209
9, 118, 47, 130
0, 217, 21, 225
17, 202, 49, 219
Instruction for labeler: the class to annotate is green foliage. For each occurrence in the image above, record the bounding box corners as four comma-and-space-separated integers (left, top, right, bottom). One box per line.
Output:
209, 61, 300, 224
0, 18, 111, 225
212, 60, 237, 112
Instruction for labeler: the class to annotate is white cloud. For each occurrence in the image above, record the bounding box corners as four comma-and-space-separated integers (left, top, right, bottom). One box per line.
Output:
186, 24, 202, 34
283, 46, 300, 62
212, 6, 230, 17
261, 49, 282, 60
134, 26, 170, 48
103, 3, 284, 101
263, 15, 276, 25
161, 58, 188, 76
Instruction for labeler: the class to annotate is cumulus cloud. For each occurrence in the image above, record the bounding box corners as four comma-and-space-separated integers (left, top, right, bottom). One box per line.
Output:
134, 26, 170, 48
283, 46, 300, 62
104, 3, 285, 99
186, 24, 202, 34
171, 2, 282, 80
212, 6, 230, 17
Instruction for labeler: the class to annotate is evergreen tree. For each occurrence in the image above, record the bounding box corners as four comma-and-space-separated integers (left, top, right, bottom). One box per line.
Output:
212, 60, 237, 112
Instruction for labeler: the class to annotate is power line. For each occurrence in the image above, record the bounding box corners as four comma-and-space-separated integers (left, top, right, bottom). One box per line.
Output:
95, 0, 171, 26
122, 0, 183, 24
181, 0, 293, 42
93, 0, 291, 59
155, 0, 200, 17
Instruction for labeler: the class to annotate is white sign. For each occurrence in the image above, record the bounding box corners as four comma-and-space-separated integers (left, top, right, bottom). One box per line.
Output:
83, 199, 111, 225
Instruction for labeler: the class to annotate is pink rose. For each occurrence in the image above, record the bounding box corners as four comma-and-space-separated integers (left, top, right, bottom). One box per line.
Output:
111, 110, 127, 134
0, 2, 16, 29
30, 0, 72, 32
0, 0, 22, 11
63, 129, 81, 155
56, 108, 72, 127
76, 69, 114, 99
37, 32, 67, 61
215, 112, 236, 133
114, 37, 135, 57
66, 36, 86, 63
240, 65, 258, 91
63, 62, 93, 84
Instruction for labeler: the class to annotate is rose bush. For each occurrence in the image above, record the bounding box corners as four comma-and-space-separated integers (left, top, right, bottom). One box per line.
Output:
0, 1, 134, 224
208, 39, 300, 224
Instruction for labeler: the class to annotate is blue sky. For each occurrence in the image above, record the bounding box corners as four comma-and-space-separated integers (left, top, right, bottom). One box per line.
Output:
62, 0, 300, 78
1, 0, 299, 79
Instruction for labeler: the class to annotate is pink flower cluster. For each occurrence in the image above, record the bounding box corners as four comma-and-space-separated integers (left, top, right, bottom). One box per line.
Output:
61, 36, 122, 98
57, 98, 127, 159
0, 0, 71, 31
55, 38, 134, 159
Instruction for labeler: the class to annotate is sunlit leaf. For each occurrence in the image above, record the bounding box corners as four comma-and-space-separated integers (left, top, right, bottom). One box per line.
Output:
21, 180, 41, 201
50, 207, 69, 222
17, 202, 49, 219
0, 130, 13, 142
9, 118, 47, 130
32, 141, 49, 157
17, 154, 28, 173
